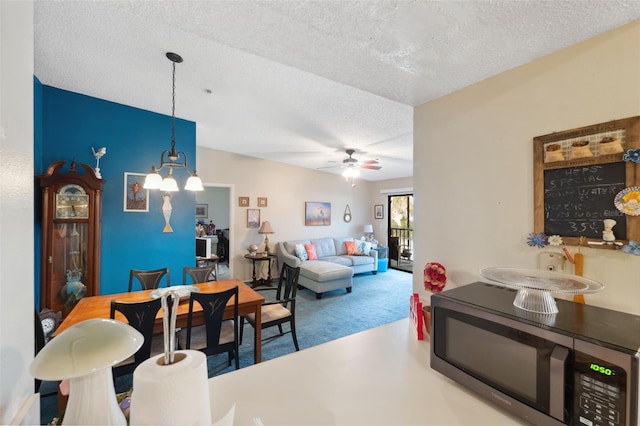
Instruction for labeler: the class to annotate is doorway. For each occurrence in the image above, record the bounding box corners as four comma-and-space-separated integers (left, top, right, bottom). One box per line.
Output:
197, 184, 233, 279
388, 194, 413, 273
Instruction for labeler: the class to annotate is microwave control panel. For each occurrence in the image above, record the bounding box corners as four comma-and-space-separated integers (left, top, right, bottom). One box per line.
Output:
574, 351, 626, 426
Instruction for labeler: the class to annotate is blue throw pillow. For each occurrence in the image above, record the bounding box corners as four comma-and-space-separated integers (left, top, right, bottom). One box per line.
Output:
294, 243, 308, 261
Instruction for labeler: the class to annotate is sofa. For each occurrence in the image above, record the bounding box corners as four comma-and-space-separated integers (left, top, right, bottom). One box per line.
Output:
277, 237, 378, 299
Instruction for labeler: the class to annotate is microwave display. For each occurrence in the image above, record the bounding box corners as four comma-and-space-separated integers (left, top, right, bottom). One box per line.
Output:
437, 310, 555, 411
574, 351, 627, 426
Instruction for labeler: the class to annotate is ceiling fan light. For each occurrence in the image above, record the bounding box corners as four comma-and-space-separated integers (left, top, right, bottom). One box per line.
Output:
342, 168, 359, 178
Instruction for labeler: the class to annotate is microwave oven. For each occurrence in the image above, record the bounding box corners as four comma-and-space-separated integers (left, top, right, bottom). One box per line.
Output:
430, 282, 640, 426
195, 237, 215, 258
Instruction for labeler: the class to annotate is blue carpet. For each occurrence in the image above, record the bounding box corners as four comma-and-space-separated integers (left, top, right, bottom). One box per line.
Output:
39, 268, 412, 424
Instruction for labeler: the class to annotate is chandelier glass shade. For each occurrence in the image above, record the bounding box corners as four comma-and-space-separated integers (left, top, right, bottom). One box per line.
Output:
144, 52, 203, 192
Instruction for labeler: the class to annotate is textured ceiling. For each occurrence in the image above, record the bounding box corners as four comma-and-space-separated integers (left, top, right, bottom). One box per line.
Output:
34, 1, 640, 181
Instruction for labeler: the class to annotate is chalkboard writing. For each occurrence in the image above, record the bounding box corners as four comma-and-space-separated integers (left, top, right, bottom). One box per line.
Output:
544, 163, 626, 239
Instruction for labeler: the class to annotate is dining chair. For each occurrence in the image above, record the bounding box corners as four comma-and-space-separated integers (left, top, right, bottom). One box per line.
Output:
110, 297, 166, 378
182, 265, 216, 284
240, 262, 301, 351
128, 267, 170, 292
176, 286, 240, 370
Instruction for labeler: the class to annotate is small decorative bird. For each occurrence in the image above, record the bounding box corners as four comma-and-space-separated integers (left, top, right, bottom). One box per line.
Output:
92, 147, 107, 178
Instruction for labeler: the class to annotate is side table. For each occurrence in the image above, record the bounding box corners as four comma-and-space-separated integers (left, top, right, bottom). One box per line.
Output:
244, 253, 277, 288
371, 247, 388, 272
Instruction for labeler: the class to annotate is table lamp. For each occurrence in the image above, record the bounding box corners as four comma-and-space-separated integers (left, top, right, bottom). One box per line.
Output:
364, 224, 374, 240
30, 318, 143, 425
258, 221, 275, 254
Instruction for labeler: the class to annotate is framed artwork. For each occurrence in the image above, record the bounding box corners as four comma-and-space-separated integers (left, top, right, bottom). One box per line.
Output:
258, 197, 268, 207
247, 209, 260, 228
195, 204, 208, 218
239, 196, 249, 207
123, 172, 149, 212
374, 204, 384, 219
305, 202, 331, 226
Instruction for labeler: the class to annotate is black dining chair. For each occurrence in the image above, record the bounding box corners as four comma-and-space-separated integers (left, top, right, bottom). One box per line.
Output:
110, 297, 166, 378
240, 263, 301, 351
182, 265, 217, 284
128, 267, 170, 292
176, 286, 240, 371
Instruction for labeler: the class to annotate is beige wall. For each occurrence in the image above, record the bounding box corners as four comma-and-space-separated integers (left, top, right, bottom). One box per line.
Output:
196, 147, 387, 280
414, 20, 640, 315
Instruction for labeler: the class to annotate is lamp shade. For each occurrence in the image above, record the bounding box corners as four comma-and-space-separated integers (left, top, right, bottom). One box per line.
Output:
364, 224, 374, 233
258, 221, 274, 234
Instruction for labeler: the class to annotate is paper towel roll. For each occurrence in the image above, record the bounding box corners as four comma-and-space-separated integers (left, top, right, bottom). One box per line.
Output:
130, 350, 211, 425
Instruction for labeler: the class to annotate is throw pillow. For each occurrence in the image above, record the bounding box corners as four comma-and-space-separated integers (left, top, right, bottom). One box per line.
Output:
294, 243, 308, 261
304, 243, 318, 260
356, 240, 372, 256
345, 240, 360, 255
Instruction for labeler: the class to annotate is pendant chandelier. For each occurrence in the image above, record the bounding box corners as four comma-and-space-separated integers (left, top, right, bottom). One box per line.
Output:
144, 52, 203, 192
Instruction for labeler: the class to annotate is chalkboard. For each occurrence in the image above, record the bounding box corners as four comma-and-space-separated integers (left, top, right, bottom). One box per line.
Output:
533, 116, 640, 247
543, 163, 626, 239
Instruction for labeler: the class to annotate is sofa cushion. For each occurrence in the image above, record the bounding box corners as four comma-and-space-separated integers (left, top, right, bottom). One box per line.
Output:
344, 240, 359, 255
345, 255, 375, 266
311, 237, 337, 258
299, 260, 353, 282
321, 255, 353, 267
356, 240, 372, 256
333, 237, 354, 255
294, 244, 308, 261
284, 239, 311, 256
305, 243, 318, 260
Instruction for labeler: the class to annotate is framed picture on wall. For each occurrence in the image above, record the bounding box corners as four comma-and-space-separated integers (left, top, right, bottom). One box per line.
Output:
258, 197, 268, 207
305, 202, 331, 226
239, 196, 249, 207
123, 172, 149, 212
195, 204, 208, 218
374, 204, 384, 219
247, 209, 260, 228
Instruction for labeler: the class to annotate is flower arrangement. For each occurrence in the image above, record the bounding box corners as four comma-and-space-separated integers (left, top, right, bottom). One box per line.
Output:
424, 262, 447, 293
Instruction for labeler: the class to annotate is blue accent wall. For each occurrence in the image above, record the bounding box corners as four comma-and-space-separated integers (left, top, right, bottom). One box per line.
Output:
36, 86, 196, 297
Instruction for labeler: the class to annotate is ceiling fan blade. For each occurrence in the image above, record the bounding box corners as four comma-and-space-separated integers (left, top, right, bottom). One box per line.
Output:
360, 164, 382, 170
361, 160, 379, 165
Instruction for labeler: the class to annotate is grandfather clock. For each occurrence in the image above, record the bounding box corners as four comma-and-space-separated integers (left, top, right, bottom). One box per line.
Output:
39, 160, 104, 317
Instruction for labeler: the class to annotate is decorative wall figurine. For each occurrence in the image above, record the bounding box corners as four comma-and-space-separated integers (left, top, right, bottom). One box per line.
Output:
602, 219, 616, 244
162, 193, 173, 233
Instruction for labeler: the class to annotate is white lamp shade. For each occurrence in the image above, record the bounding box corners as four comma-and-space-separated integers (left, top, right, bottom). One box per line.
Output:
160, 175, 179, 192
184, 174, 204, 191
364, 224, 374, 233
144, 172, 163, 189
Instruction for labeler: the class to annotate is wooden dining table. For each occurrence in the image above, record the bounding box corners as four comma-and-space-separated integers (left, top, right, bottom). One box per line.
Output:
54, 279, 265, 363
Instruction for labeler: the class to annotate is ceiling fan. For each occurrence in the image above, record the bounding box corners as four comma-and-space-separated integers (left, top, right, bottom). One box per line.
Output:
321, 149, 382, 171
320, 149, 381, 187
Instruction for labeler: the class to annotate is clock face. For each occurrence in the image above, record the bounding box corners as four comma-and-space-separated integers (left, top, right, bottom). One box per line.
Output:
42, 317, 56, 333
56, 184, 89, 219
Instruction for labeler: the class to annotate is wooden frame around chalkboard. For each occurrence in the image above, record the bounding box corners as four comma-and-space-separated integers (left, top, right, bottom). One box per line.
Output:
534, 116, 640, 248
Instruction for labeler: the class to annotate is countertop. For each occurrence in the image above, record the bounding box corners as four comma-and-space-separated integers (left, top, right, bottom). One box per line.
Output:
208, 318, 528, 425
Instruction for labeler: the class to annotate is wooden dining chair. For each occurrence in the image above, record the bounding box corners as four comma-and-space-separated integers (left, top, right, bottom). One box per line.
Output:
182, 265, 216, 284
110, 297, 165, 378
176, 286, 240, 370
240, 263, 301, 351
128, 267, 170, 292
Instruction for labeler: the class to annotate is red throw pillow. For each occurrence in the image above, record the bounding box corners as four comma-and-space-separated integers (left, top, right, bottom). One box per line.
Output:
345, 241, 357, 255
304, 243, 318, 260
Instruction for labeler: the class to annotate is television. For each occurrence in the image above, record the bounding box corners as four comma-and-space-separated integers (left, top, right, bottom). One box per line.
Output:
196, 237, 213, 258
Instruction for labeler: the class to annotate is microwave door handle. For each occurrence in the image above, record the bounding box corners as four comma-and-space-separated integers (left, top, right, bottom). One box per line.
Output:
550, 345, 569, 422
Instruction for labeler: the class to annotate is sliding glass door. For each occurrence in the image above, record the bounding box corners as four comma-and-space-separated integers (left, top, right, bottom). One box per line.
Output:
388, 194, 413, 272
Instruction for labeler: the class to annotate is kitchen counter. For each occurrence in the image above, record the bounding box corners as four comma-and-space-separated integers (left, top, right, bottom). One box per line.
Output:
208, 318, 528, 425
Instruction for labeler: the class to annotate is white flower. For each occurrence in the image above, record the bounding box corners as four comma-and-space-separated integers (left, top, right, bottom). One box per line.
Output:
548, 235, 564, 246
